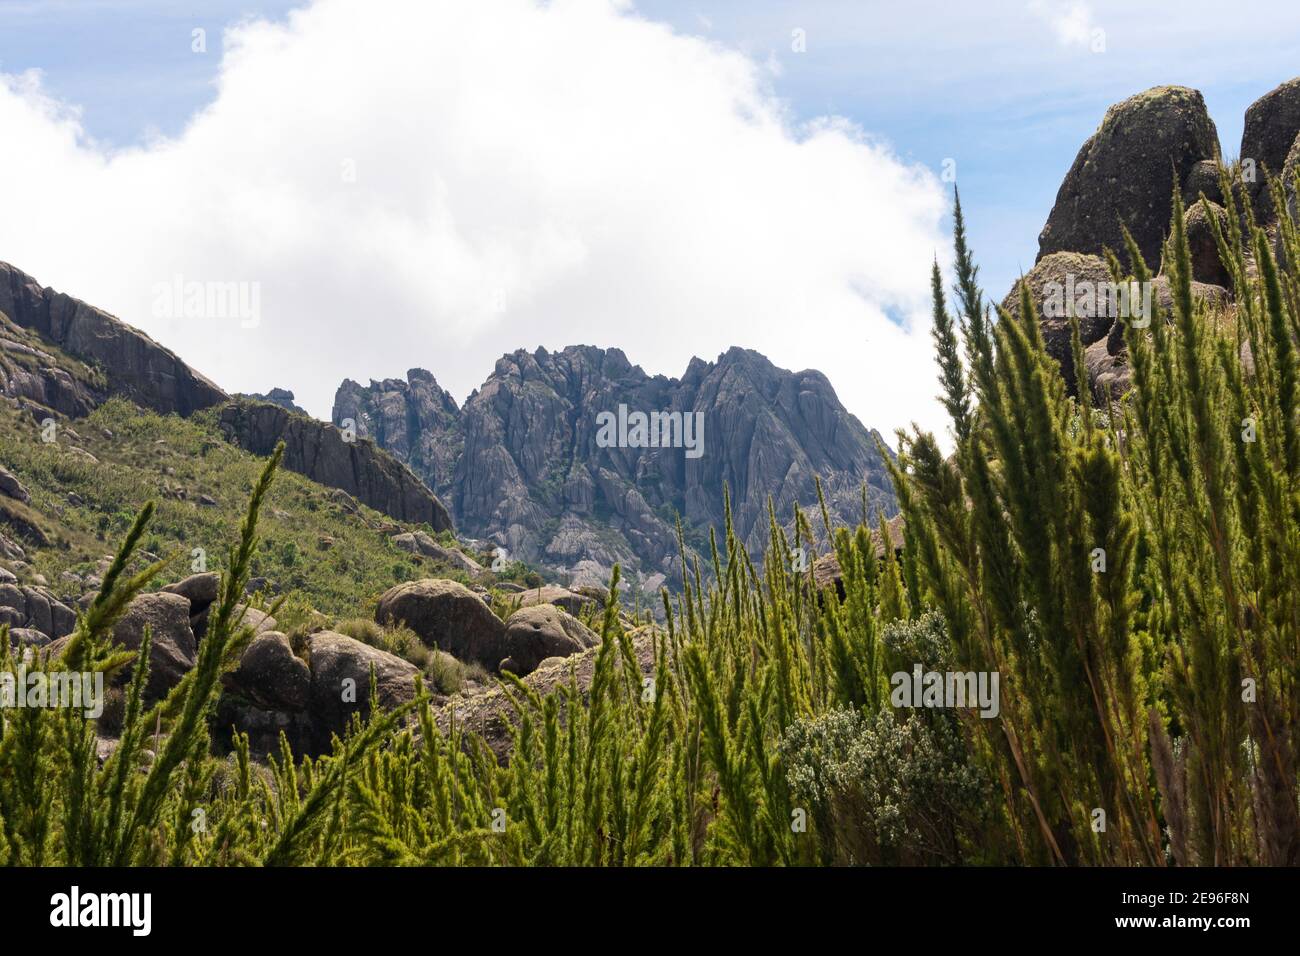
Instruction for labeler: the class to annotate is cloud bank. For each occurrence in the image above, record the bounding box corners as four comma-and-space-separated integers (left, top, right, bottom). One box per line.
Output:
1028, 0, 1102, 50
0, 0, 951, 446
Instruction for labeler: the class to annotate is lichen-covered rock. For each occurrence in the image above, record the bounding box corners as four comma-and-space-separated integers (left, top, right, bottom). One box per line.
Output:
1037, 86, 1220, 271
1240, 77, 1300, 222
1182, 158, 1225, 207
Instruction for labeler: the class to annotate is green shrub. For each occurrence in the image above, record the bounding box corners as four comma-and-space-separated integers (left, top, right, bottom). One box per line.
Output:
781, 705, 993, 865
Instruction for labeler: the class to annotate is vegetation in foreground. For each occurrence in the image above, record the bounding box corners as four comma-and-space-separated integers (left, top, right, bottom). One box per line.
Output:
1, 168, 1298, 866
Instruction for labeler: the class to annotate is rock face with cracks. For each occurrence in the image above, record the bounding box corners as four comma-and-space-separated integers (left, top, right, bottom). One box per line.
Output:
0, 260, 226, 417
219, 400, 452, 531
334, 346, 898, 589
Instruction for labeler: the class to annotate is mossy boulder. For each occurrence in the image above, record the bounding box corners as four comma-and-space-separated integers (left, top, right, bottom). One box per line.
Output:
1037, 86, 1220, 271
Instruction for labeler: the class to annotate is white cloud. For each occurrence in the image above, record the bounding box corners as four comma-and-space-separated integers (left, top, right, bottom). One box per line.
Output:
0, 0, 952, 448
1028, 0, 1101, 49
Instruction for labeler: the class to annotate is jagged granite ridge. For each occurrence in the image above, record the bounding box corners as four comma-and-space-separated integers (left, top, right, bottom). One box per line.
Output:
334, 345, 895, 589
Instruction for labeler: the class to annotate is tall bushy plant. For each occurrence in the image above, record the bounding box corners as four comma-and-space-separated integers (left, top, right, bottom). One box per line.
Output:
888, 181, 1300, 865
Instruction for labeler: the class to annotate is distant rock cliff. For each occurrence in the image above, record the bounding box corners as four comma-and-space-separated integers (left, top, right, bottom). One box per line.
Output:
236, 387, 309, 416
334, 345, 896, 589
0, 261, 227, 417
219, 400, 453, 532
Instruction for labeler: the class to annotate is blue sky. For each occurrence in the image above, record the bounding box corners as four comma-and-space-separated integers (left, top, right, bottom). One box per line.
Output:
1, 0, 1297, 438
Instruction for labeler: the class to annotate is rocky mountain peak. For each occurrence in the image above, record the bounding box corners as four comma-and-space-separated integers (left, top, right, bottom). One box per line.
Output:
334, 345, 896, 593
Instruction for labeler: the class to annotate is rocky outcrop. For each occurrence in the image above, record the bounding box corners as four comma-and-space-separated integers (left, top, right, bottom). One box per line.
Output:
375, 578, 506, 670
216, 631, 314, 756
1008, 261, 1230, 405
0, 465, 29, 503
0, 312, 101, 419
516, 584, 595, 616
1037, 86, 1221, 271
0, 581, 77, 645
162, 571, 220, 609
45, 592, 197, 703
809, 514, 906, 600
334, 369, 464, 495
1182, 159, 1225, 207
390, 530, 484, 575
236, 387, 308, 416
500, 604, 599, 677
0, 261, 226, 417
1016, 84, 1280, 404
216, 629, 422, 756
219, 399, 452, 531
1183, 201, 1232, 287
109, 592, 198, 702
1240, 78, 1300, 222
1085, 337, 1131, 405
1284, 132, 1300, 231
0, 534, 24, 562
226, 631, 310, 711
336, 346, 896, 587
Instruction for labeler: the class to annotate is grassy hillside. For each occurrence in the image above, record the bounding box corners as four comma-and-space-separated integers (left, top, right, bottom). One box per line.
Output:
0, 396, 497, 618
